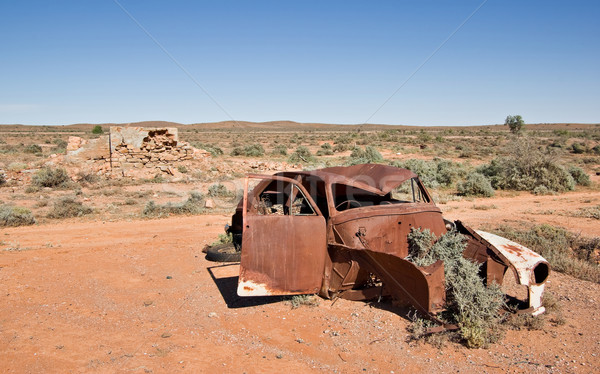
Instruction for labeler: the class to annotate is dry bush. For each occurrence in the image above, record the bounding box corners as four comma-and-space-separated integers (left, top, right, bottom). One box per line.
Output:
143, 192, 204, 217
47, 198, 93, 219
456, 172, 494, 197
0, 205, 36, 227
31, 167, 72, 189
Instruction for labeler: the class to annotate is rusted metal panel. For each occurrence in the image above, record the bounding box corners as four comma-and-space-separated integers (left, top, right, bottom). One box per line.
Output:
238, 215, 327, 296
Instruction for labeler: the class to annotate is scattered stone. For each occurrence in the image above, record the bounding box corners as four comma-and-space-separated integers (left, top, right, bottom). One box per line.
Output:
204, 199, 215, 209
166, 276, 172, 279
161, 332, 172, 338
208, 312, 218, 318
143, 300, 153, 307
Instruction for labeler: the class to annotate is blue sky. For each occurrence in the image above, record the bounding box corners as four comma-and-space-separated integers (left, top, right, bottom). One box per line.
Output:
1, 1, 598, 126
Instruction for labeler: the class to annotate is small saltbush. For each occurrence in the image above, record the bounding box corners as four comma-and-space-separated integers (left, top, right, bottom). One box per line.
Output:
0, 172, 6, 186
316, 143, 334, 156
456, 172, 494, 197
288, 146, 314, 163
407, 228, 505, 348
0, 205, 36, 227
192, 142, 224, 157
392, 158, 468, 189
47, 198, 93, 219
271, 144, 288, 156
143, 192, 204, 217
347, 145, 383, 165
31, 167, 71, 188
24, 144, 43, 154
208, 183, 234, 197
231, 143, 265, 157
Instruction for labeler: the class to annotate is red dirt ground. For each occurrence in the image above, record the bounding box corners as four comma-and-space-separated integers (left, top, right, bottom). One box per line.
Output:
1, 193, 600, 373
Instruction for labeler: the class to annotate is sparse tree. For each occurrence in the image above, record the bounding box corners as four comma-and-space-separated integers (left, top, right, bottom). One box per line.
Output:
92, 125, 104, 134
504, 115, 524, 135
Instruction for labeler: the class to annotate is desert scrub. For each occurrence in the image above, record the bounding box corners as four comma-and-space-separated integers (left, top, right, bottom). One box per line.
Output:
572, 205, 600, 220
208, 183, 235, 197
271, 144, 288, 156
231, 143, 265, 157
210, 232, 233, 246
392, 158, 469, 189
31, 167, 72, 189
477, 139, 578, 193
191, 142, 223, 157
0, 205, 36, 227
47, 198, 93, 219
568, 166, 591, 186
288, 146, 315, 163
347, 145, 383, 165
456, 172, 494, 197
286, 294, 320, 309
492, 224, 600, 283
407, 228, 505, 348
0, 172, 6, 186
143, 192, 204, 217
316, 143, 334, 156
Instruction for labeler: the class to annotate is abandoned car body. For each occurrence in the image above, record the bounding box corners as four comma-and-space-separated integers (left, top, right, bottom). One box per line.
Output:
224, 164, 549, 317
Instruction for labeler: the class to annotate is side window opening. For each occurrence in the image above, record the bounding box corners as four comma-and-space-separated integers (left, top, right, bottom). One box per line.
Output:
255, 180, 316, 216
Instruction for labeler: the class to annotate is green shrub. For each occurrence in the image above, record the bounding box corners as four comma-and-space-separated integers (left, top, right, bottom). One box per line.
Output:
231, 143, 265, 157
191, 142, 223, 157
407, 229, 505, 348
47, 198, 93, 219
492, 224, 600, 283
477, 139, 576, 193
456, 172, 494, 197
31, 167, 72, 188
24, 144, 43, 154
92, 125, 104, 134
210, 232, 233, 246
568, 166, 591, 186
208, 183, 234, 197
143, 192, 204, 217
316, 143, 334, 156
177, 165, 188, 173
333, 143, 348, 152
53, 138, 68, 149
347, 145, 383, 165
570, 142, 586, 154
271, 144, 288, 156
288, 146, 314, 163
0, 205, 36, 227
392, 158, 468, 189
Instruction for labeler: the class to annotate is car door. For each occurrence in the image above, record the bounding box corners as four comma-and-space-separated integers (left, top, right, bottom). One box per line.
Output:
237, 174, 327, 296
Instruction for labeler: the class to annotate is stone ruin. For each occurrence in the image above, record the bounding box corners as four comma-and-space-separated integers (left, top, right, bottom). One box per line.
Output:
65, 127, 209, 178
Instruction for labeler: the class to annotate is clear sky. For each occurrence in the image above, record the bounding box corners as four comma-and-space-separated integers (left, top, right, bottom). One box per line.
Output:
1, 0, 598, 126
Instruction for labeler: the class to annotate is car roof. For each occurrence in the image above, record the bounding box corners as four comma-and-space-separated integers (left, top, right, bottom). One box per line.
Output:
275, 164, 417, 196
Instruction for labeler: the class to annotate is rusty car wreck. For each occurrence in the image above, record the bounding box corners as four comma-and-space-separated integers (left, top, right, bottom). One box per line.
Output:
212, 164, 549, 318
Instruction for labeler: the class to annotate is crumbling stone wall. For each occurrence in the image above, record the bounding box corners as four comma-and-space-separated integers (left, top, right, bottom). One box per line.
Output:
65, 127, 209, 177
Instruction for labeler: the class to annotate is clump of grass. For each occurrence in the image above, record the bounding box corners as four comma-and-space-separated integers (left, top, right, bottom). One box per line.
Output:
0, 205, 36, 227
288, 146, 314, 163
407, 228, 505, 348
347, 145, 383, 165
287, 294, 320, 309
143, 192, 204, 217
31, 167, 72, 189
492, 224, 600, 283
76, 172, 99, 185
456, 172, 494, 197
177, 165, 188, 173
47, 198, 93, 219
